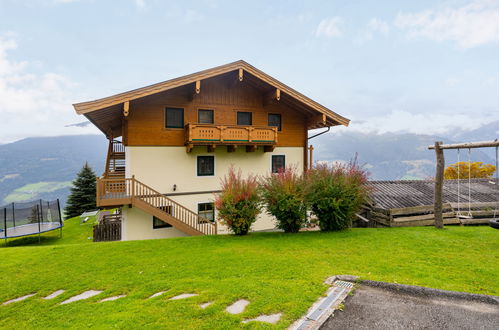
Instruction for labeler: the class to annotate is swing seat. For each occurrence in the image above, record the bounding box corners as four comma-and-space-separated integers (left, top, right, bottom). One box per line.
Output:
456, 212, 473, 219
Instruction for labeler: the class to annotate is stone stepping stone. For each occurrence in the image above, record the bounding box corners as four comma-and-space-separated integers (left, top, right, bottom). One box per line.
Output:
60, 290, 103, 305
199, 301, 213, 309
242, 313, 282, 324
169, 293, 198, 300
44, 290, 65, 300
3, 293, 36, 305
99, 295, 126, 303
148, 291, 167, 299
226, 299, 250, 314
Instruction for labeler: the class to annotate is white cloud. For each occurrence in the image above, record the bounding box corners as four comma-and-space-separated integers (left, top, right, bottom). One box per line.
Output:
134, 0, 146, 9
315, 17, 343, 38
0, 34, 98, 143
356, 18, 390, 43
343, 110, 498, 135
395, 0, 499, 48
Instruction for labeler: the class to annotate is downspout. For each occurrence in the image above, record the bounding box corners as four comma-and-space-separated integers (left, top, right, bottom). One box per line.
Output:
307, 127, 330, 169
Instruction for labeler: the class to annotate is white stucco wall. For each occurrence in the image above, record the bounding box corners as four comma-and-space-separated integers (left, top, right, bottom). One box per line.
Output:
121, 206, 190, 241
121, 146, 304, 239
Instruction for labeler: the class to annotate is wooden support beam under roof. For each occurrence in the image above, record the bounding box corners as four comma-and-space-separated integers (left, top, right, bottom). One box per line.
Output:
239, 68, 244, 81
227, 145, 237, 153
123, 101, 129, 117
195, 80, 201, 94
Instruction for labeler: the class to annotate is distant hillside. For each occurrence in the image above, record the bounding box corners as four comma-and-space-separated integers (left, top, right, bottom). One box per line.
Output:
0, 124, 497, 206
0, 135, 107, 206
313, 131, 496, 180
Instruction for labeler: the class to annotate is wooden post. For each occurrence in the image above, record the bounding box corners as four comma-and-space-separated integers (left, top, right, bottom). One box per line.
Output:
309, 145, 314, 170
434, 141, 445, 229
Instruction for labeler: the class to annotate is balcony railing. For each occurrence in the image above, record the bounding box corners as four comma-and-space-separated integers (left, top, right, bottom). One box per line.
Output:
185, 124, 278, 146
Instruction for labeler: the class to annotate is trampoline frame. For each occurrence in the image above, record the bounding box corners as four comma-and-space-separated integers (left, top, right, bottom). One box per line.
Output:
1, 199, 63, 243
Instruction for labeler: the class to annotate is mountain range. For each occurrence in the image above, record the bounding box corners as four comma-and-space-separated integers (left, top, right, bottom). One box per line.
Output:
0, 121, 497, 206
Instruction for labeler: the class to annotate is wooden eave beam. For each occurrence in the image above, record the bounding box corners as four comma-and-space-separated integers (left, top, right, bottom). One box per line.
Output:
123, 101, 129, 117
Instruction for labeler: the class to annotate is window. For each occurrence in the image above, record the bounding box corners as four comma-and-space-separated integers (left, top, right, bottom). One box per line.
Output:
198, 109, 214, 124
198, 202, 215, 223
165, 107, 184, 128
153, 216, 172, 229
237, 111, 252, 125
271, 155, 285, 173
268, 113, 282, 131
197, 156, 215, 176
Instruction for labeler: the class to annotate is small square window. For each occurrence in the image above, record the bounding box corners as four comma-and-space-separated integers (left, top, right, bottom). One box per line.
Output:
198, 109, 214, 124
237, 112, 252, 126
153, 216, 172, 229
198, 202, 215, 223
197, 156, 215, 176
268, 113, 282, 131
165, 108, 184, 128
272, 155, 285, 173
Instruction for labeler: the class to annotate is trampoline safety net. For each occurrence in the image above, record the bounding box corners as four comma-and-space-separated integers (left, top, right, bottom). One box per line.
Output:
0, 199, 63, 239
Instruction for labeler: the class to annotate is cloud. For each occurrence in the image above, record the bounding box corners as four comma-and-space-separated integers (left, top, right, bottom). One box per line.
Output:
395, 0, 499, 48
0, 34, 98, 143
134, 0, 146, 9
356, 18, 390, 43
315, 17, 343, 38
343, 110, 498, 135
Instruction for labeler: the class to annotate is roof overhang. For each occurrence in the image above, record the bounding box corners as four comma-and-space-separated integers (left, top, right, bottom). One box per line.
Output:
73, 60, 350, 136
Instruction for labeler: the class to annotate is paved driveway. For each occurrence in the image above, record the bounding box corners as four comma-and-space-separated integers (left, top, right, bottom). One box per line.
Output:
321, 284, 499, 330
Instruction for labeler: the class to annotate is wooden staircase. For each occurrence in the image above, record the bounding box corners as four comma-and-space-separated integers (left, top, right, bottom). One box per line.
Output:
104, 140, 126, 179
96, 177, 217, 236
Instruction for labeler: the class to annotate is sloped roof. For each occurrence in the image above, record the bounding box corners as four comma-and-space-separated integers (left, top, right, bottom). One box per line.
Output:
368, 179, 499, 209
73, 60, 349, 133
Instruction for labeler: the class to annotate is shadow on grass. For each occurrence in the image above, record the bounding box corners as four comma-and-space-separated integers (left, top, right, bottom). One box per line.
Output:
0, 230, 63, 247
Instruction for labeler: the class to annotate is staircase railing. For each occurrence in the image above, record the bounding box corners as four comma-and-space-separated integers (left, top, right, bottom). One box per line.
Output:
104, 140, 126, 178
96, 177, 217, 235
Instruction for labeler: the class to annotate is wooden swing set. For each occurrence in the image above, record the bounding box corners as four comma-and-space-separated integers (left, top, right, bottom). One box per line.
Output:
429, 139, 499, 228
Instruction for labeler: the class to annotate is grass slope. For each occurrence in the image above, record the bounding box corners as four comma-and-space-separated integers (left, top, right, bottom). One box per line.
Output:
1, 224, 498, 329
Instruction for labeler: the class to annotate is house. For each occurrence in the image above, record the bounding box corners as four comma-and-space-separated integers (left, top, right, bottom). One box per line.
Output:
73, 60, 349, 240
363, 179, 498, 227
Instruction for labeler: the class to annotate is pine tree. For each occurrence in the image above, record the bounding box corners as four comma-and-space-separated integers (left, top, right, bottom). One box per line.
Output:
64, 162, 97, 219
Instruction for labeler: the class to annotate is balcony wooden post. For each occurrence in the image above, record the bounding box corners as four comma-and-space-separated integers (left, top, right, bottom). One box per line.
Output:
131, 175, 135, 201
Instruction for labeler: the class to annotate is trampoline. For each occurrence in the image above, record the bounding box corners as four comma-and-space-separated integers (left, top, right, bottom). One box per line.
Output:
1, 199, 63, 241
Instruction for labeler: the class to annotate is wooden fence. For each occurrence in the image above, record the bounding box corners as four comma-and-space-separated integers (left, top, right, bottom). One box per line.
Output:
93, 222, 121, 242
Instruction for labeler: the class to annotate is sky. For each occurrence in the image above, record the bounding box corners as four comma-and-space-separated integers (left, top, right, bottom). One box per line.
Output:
0, 0, 498, 143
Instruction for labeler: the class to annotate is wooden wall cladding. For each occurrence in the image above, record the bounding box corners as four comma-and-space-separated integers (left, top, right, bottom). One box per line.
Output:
126, 74, 307, 147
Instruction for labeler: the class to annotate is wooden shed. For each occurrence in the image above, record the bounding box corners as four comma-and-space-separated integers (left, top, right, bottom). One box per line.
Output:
363, 179, 498, 227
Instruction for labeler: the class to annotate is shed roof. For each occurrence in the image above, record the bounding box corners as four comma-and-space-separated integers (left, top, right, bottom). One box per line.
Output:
368, 179, 499, 210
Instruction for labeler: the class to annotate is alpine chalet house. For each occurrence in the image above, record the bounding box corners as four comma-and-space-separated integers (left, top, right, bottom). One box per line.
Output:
73, 61, 349, 240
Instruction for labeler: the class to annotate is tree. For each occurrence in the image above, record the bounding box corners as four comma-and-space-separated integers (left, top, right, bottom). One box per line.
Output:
444, 162, 496, 180
64, 162, 97, 219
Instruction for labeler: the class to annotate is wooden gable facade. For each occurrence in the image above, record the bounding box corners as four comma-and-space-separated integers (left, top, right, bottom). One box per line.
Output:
74, 60, 350, 153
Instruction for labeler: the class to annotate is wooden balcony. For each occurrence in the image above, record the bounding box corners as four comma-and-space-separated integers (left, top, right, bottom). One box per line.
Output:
185, 124, 278, 152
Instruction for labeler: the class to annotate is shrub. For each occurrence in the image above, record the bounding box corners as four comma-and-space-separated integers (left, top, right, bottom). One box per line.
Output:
215, 167, 260, 235
306, 158, 370, 231
260, 167, 307, 233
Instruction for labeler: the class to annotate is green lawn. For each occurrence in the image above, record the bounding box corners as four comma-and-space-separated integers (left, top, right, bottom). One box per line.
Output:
1, 222, 498, 329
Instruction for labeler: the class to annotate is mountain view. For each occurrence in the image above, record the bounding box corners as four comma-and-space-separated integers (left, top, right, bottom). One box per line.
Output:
0, 135, 107, 207
0, 121, 497, 206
